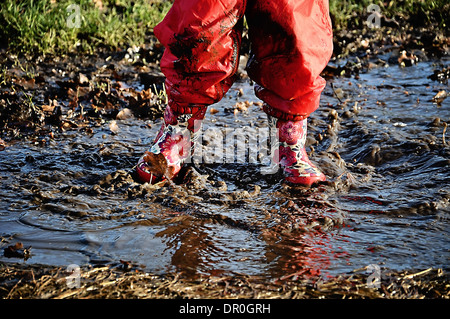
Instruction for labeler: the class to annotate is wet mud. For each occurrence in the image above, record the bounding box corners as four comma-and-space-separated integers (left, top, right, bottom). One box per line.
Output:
0, 31, 449, 298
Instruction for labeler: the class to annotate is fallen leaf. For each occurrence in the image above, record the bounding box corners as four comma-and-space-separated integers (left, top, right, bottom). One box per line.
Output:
142, 152, 176, 180
42, 104, 55, 113
14, 78, 36, 90
3, 242, 32, 259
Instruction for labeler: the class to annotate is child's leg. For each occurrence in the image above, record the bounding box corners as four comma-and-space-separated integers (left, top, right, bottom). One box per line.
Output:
155, 0, 246, 111
246, 0, 333, 186
245, 0, 333, 119
137, 0, 246, 183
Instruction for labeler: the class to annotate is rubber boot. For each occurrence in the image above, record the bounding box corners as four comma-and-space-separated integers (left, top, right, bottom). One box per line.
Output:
267, 112, 326, 186
136, 104, 206, 183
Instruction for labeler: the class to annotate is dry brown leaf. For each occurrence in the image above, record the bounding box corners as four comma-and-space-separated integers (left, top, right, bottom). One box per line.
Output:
142, 152, 176, 180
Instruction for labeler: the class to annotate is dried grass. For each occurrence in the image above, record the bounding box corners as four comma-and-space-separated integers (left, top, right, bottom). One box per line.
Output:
1, 263, 448, 299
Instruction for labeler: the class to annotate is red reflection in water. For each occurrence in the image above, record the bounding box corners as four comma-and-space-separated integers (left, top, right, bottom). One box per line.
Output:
265, 229, 350, 281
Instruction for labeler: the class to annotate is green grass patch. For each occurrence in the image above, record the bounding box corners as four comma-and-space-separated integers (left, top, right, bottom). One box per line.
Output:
0, 0, 447, 56
330, 0, 448, 30
0, 0, 171, 56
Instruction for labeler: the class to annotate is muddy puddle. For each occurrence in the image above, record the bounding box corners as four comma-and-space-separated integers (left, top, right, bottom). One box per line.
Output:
1, 57, 449, 283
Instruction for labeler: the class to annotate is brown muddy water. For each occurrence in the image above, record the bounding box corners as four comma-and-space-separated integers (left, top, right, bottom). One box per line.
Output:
0, 58, 449, 283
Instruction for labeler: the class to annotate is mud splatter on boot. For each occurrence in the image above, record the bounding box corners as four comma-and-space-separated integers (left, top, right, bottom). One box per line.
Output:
136, 104, 206, 183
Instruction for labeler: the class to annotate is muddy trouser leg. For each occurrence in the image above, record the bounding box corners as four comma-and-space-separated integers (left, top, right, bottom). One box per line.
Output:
136, 0, 246, 183
155, 0, 246, 111
245, 0, 333, 185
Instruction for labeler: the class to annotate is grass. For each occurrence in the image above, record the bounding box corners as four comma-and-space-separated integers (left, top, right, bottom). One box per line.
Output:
0, 0, 447, 56
329, 0, 448, 30
1, 262, 448, 299
0, 0, 171, 56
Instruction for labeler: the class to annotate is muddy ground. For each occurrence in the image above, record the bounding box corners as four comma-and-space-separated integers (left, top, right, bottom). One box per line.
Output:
0, 20, 449, 300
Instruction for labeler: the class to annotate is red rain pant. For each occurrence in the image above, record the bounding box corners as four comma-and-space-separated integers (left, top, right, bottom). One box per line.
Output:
154, 0, 333, 120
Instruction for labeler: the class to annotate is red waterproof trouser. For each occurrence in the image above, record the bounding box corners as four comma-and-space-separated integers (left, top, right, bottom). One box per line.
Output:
154, 0, 333, 120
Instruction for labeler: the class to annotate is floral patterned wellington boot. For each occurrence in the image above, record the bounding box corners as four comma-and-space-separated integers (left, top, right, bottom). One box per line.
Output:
267, 110, 326, 186
136, 104, 206, 183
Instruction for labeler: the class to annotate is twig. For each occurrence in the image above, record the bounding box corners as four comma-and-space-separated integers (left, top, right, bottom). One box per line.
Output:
330, 82, 343, 104
443, 122, 447, 146
54, 288, 82, 299
279, 269, 308, 281
402, 267, 433, 280
34, 275, 54, 296
6, 278, 23, 299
